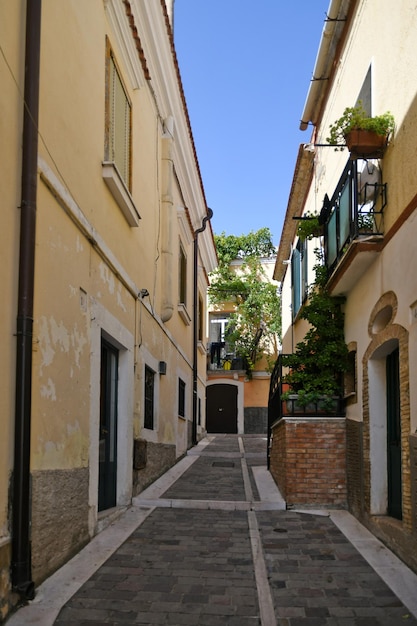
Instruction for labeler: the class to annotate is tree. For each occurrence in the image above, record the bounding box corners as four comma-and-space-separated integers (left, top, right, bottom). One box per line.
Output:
208, 228, 281, 376
282, 248, 348, 406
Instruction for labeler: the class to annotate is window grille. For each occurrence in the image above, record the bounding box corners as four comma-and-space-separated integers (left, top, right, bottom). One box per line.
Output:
178, 378, 186, 417
144, 366, 155, 429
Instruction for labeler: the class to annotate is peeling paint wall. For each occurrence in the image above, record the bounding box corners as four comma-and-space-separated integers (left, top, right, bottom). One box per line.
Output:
1, 1, 216, 616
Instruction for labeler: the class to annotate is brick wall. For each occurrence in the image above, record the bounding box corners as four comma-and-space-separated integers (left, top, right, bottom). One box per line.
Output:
270, 418, 347, 507
410, 434, 417, 534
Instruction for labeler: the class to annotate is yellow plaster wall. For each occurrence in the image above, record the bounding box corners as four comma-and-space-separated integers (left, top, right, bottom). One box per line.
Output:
0, 0, 25, 539
243, 378, 270, 408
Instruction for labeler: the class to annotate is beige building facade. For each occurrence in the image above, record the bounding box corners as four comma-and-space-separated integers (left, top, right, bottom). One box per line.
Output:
0, 0, 216, 617
273, 0, 417, 573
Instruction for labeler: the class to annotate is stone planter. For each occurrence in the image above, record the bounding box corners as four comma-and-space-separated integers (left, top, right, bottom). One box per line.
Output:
285, 394, 341, 416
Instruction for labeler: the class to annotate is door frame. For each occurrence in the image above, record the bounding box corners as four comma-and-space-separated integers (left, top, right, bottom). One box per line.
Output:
363, 292, 411, 530
386, 346, 402, 519
89, 301, 134, 533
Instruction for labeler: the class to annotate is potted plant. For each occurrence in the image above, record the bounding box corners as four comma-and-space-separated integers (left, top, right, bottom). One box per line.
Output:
357, 211, 375, 232
327, 102, 395, 158
297, 213, 322, 241
281, 249, 348, 414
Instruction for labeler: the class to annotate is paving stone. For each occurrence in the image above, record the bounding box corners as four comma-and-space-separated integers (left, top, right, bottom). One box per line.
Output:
51, 435, 417, 626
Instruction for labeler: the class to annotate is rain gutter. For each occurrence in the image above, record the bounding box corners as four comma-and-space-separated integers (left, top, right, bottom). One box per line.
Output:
299, 0, 354, 131
192, 209, 213, 446
12, 0, 42, 600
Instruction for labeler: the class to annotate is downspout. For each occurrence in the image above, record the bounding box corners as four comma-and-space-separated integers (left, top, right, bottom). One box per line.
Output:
192, 209, 213, 446
160, 117, 175, 323
11, 0, 42, 600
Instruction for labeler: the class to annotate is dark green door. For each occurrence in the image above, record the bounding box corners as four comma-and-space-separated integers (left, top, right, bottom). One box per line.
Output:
386, 347, 402, 520
98, 339, 118, 511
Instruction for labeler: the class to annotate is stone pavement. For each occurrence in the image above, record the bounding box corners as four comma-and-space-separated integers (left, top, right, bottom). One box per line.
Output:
7, 434, 417, 625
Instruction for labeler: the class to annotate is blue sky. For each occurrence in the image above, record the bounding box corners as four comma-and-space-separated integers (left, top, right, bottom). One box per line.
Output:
174, 1, 330, 245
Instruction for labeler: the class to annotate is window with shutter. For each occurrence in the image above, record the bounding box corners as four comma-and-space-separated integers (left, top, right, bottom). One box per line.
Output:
102, 39, 139, 227
107, 50, 131, 189
110, 57, 131, 186
179, 242, 187, 306
291, 239, 308, 318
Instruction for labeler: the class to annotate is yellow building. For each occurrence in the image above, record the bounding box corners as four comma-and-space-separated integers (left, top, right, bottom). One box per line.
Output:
0, 0, 216, 616
207, 256, 279, 434
271, 0, 417, 573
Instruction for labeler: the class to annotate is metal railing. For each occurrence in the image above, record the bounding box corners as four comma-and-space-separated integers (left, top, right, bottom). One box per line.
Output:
207, 342, 245, 371
267, 354, 345, 466
323, 159, 387, 272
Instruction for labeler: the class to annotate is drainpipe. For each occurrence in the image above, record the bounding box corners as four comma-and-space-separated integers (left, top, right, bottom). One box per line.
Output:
160, 116, 175, 323
12, 0, 42, 600
192, 209, 213, 446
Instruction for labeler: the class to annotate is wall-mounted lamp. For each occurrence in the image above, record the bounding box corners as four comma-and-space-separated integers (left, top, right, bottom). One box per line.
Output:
159, 361, 167, 375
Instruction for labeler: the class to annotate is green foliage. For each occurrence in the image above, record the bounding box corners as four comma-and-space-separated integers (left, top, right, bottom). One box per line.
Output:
327, 102, 395, 150
297, 213, 322, 241
282, 249, 348, 399
209, 228, 281, 376
214, 227, 277, 266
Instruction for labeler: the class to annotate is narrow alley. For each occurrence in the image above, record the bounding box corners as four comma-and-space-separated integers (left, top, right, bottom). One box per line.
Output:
8, 435, 417, 625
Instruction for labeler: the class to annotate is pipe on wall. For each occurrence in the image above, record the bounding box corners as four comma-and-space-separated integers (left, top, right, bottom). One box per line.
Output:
11, 0, 42, 600
192, 208, 213, 445
160, 117, 175, 323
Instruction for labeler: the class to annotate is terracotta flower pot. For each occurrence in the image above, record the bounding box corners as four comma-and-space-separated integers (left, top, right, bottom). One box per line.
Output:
344, 129, 388, 159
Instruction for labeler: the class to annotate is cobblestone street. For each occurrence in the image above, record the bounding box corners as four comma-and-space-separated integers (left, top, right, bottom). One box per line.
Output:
8, 435, 417, 625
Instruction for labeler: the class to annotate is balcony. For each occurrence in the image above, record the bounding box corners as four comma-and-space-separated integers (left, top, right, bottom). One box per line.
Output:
321, 159, 386, 295
208, 313, 246, 373
207, 341, 245, 372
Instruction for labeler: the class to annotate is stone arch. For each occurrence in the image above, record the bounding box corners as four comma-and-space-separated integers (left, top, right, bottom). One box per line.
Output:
362, 291, 411, 529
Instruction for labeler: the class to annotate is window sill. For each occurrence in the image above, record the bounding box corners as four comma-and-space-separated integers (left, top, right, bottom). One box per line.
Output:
102, 161, 140, 227
198, 341, 206, 355
178, 303, 191, 325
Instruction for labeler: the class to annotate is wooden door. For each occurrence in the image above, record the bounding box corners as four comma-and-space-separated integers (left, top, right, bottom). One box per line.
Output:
206, 384, 238, 433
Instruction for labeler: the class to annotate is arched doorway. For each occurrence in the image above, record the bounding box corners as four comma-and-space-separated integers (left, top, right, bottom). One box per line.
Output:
206, 384, 238, 433
367, 340, 403, 519
364, 292, 410, 525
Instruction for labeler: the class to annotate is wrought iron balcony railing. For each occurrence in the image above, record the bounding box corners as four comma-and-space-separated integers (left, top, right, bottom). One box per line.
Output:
321, 159, 387, 272
207, 342, 245, 371
268, 355, 344, 422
